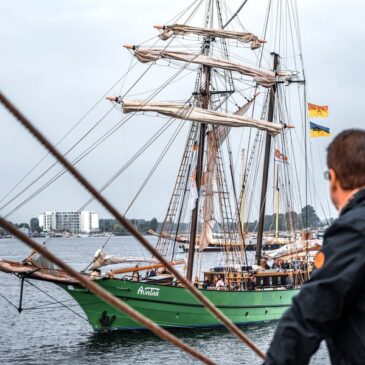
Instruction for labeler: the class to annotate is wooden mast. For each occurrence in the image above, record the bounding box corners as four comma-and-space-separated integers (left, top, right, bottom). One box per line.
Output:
255, 52, 279, 265
186, 0, 214, 282
186, 63, 211, 282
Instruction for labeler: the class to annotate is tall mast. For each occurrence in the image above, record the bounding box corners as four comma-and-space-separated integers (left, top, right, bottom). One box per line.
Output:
186, 63, 211, 282
255, 52, 279, 265
186, 1, 214, 282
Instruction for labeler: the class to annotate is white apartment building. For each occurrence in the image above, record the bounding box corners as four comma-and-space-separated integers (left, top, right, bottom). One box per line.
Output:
80, 211, 99, 233
38, 214, 44, 229
38, 211, 99, 233
38, 211, 57, 232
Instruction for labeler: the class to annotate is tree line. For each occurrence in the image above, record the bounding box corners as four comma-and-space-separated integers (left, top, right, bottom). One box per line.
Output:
1, 204, 329, 237
99, 218, 160, 235
0, 222, 31, 236
245, 205, 331, 232
96, 205, 331, 235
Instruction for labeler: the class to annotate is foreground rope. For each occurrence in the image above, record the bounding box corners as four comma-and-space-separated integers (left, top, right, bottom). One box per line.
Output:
0, 90, 266, 360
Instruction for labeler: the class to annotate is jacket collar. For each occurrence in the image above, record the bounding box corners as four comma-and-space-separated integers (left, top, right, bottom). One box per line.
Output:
340, 188, 365, 216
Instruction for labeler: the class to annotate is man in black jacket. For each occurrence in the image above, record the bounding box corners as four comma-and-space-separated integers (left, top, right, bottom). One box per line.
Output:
265, 129, 365, 365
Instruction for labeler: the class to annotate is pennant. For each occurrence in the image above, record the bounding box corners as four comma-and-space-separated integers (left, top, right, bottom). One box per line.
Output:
310, 122, 331, 138
274, 148, 288, 162
308, 103, 329, 117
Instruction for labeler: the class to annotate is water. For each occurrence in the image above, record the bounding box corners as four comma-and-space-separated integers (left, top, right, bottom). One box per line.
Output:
0, 237, 330, 364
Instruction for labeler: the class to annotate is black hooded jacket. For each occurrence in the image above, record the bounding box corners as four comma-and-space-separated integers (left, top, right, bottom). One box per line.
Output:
265, 189, 365, 365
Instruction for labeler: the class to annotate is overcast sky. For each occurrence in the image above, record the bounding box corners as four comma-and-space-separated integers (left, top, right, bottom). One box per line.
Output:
1, 0, 364, 224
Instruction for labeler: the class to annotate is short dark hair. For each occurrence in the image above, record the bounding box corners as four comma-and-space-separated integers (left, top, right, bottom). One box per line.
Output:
327, 129, 365, 189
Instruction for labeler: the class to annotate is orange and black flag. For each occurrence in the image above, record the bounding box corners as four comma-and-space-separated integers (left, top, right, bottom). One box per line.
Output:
274, 148, 288, 162
308, 103, 329, 117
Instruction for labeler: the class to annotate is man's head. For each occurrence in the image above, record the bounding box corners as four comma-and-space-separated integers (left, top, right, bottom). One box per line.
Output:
327, 129, 365, 210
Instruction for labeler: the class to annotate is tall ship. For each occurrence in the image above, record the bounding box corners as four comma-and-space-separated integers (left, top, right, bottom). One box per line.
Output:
0, 0, 322, 331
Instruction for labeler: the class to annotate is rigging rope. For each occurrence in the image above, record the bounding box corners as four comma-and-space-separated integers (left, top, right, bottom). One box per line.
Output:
0, 290, 19, 311
0, 106, 115, 212
23, 279, 89, 322
78, 119, 175, 211
222, 0, 249, 29
124, 120, 185, 216
0, 274, 88, 322
0, 73, 132, 206
3, 114, 132, 218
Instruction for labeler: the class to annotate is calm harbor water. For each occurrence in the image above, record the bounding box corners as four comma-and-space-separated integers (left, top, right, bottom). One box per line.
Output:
0, 236, 329, 364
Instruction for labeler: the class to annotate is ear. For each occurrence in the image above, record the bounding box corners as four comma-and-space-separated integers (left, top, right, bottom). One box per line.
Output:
329, 168, 336, 183
329, 168, 341, 210
329, 168, 337, 192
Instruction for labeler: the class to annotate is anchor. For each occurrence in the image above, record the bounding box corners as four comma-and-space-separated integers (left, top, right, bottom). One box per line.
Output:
99, 310, 116, 328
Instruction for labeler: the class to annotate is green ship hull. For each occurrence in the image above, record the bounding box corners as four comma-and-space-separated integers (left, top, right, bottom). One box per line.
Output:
60, 279, 298, 331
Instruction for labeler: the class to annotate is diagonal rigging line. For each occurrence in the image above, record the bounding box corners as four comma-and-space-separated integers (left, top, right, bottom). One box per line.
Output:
0, 105, 115, 212
3, 59, 193, 218
78, 118, 176, 212
123, 120, 186, 216
3, 114, 132, 218
0, 92, 266, 361
24, 279, 88, 322
0, 71, 135, 207
0, 290, 19, 310
223, 0, 249, 29
0, 221, 215, 365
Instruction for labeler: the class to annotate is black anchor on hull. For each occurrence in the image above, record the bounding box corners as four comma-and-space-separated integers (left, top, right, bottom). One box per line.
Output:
99, 310, 116, 328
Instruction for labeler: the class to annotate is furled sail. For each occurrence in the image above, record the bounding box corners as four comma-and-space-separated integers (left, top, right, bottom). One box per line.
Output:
199, 130, 219, 251
198, 98, 255, 250
155, 24, 265, 50
127, 47, 292, 87
121, 99, 283, 135
91, 249, 159, 269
